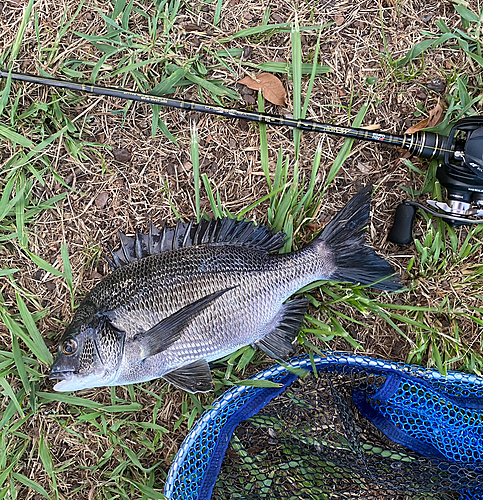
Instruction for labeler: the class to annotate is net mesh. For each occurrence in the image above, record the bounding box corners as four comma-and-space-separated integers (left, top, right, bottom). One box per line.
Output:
164, 354, 483, 500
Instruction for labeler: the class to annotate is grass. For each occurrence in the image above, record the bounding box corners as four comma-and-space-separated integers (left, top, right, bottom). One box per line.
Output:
0, 0, 483, 499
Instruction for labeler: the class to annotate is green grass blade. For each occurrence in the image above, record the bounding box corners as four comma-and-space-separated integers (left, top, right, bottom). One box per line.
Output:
38, 392, 102, 408
282, 213, 293, 253
129, 481, 165, 499
15, 294, 53, 365
324, 103, 368, 190
37, 435, 59, 500
150, 67, 186, 95
201, 174, 222, 219
11, 335, 30, 395
185, 73, 239, 100
249, 61, 331, 75
0, 378, 24, 418
154, 115, 179, 145
213, 0, 223, 25
220, 22, 327, 42
236, 186, 284, 219
60, 242, 74, 309
190, 122, 201, 222
302, 33, 322, 119
269, 151, 285, 222
291, 17, 302, 157
0, 462, 17, 490
0, 270, 18, 277
0, 177, 26, 224
272, 185, 294, 232
25, 251, 64, 278
235, 379, 283, 388
257, 93, 270, 187
0, 0, 34, 115
14, 174, 28, 249
11, 473, 49, 499
0, 124, 34, 148
301, 140, 323, 212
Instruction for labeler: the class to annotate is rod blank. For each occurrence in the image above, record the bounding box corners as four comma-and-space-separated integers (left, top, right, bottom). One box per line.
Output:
0, 69, 449, 160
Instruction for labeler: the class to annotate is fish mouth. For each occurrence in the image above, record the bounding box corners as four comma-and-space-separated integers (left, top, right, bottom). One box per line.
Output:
49, 370, 75, 381
49, 370, 76, 391
49, 369, 108, 392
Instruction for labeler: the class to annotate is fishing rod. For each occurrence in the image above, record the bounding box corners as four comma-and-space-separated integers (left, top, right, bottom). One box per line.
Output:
1, 69, 449, 160
1, 69, 483, 244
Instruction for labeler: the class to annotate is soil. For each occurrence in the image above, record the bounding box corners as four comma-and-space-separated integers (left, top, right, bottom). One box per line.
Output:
0, 0, 482, 497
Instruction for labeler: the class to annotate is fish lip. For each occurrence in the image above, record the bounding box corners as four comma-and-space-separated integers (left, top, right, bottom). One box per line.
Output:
49, 370, 78, 392
48, 370, 75, 381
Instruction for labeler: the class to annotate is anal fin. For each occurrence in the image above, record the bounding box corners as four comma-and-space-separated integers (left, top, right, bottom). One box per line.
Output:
163, 359, 213, 393
256, 298, 309, 361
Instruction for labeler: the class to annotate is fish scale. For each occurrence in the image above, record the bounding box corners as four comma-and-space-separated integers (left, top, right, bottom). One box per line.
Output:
120, 247, 313, 353
113, 248, 317, 385
49, 186, 401, 393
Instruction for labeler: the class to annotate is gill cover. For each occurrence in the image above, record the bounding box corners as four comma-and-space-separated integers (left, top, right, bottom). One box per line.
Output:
50, 313, 125, 391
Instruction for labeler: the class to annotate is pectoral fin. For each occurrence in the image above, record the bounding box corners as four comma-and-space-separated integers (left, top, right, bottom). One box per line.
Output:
163, 359, 213, 393
256, 298, 309, 360
134, 287, 235, 360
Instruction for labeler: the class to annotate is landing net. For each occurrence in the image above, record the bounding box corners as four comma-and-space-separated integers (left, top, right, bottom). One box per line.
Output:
164, 353, 483, 500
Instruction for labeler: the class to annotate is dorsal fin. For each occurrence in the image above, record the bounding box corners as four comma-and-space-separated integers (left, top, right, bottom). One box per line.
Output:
106, 218, 286, 269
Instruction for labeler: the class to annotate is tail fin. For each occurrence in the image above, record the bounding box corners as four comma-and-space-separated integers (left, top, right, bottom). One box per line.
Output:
318, 186, 401, 291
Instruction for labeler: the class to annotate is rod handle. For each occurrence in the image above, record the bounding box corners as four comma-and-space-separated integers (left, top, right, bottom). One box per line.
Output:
404, 131, 447, 161
387, 202, 417, 245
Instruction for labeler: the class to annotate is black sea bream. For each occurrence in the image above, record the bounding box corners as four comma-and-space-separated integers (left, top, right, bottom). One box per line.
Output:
49, 186, 400, 393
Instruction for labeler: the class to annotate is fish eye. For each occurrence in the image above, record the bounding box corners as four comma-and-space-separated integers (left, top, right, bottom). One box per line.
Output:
61, 339, 78, 355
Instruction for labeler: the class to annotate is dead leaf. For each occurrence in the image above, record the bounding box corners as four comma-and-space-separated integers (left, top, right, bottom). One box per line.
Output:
89, 271, 103, 280
238, 73, 287, 107
183, 23, 202, 32
95, 191, 109, 209
356, 162, 372, 174
306, 222, 323, 232
361, 123, 381, 131
112, 148, 132, 163
334, 14, 345, 26
404, 100, 444, 134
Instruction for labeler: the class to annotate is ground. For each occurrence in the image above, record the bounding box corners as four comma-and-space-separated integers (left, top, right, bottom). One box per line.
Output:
0, 0, 482, 498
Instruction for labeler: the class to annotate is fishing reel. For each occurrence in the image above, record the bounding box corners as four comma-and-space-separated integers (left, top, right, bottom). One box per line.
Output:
388, 117, 483, 245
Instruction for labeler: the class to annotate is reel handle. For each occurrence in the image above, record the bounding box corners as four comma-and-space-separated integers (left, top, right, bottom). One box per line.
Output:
387, 202, 417, 245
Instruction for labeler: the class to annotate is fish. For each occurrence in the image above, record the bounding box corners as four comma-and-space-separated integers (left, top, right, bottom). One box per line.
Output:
49, 186, 400, 393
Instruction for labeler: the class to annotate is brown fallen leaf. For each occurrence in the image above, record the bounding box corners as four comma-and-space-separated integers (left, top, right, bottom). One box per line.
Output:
361, 123, 381, 131
183, 23, 202, 32
404, 99, 444, 134
95, 191, 109, 209
112, 147, 132, 164
306, 222, 323, 232
334, 14, 345, 26
356, 161, 372, 174
239, 73, 287, 107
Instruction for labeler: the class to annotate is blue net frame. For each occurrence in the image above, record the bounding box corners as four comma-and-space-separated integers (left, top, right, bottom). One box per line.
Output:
163, 353, 483, 500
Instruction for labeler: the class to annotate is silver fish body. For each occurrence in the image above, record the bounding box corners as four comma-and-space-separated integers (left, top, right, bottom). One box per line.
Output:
50, 186, 400, 393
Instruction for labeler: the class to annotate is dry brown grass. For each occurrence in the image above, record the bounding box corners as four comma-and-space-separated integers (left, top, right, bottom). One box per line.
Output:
1, 0, 483, 498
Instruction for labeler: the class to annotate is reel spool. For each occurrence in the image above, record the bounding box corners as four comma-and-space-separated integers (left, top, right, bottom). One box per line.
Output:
388, 117, 483, 245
